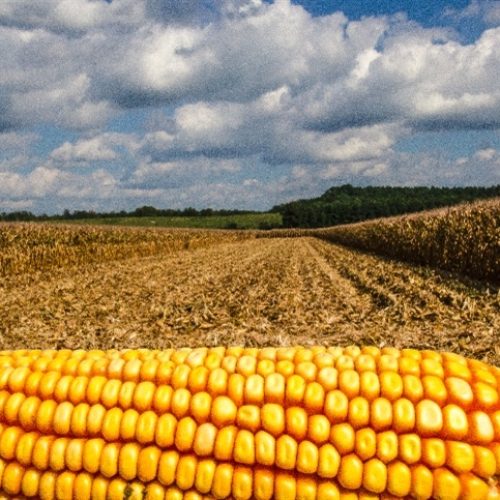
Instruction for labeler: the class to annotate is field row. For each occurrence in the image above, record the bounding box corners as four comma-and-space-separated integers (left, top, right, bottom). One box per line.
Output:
1, 237, 498, 365
310, 198, 500, 282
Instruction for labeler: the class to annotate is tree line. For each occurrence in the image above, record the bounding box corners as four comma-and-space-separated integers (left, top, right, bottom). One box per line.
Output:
0, 206, 258, 222
2, 185, 499, 228
272, 185, 500, 228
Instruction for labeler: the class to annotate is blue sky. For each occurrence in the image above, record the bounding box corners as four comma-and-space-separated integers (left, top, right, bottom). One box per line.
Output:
0, 0, 499, 213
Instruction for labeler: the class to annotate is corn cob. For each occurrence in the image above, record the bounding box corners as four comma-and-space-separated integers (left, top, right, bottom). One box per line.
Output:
0, 346, 498, 499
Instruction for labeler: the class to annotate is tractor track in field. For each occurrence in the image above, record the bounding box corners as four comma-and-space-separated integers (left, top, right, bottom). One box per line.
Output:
0, 237, 498, 364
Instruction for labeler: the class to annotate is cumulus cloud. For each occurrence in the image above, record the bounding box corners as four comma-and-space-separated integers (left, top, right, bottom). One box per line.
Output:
0, 0, 499, 212
2, 0, 500, 133
49, 133, 136, 165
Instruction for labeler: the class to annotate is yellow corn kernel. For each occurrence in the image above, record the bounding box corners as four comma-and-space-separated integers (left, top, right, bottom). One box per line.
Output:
214, 425, 237, 461
137, 446, 161, 482
211, 463, 233, 499
376, 431, 398, 463
445, 441, 475, 473
100, 442, 120, 478
255, 430, 275, 466
422, 375, 447, 406
416, 399, 443, 436
286, 375, 306, 406
211, 396, 237, 427
253, 468, 274, 500
157, 450, 179, 486
318, 443, 341, 478
348, 397, 370, 429
410, 464, 434, 500
303, 382, 325, 414
338, 454, 363, 490
402, 374, 424, 403
118, 442, 140, 480
432, 467, 461, 500
194, 459, 216, 494
234, 429, 255, 465
2, 462, 24, 495
318, 367, 338, 392
446, 377, 474, 408
338, 370, 360, 399
65, 438, 84, 472
317, 481, 340, 500
261, 403, 285, 436
330, 423, 355, 455
468, 411, 494, 445
155, 413, 176, 448
296, 440, 319, 474
380, 371, 403, 401
370, 397, 392, 431
275, 434, 298, 470
324, 390, 349, 423
362, 458, 387, 493
308, 414, 330, 445
175, 416, 197, 452
387, 461, 411, 497
21, 468, 42, 498
152, 385, 173, 414
237, 405, 261, 432
232, 466, 253, 500
472, 445, 497, 479
193, 422, 217, 457
458, 472, 490, 500
228, 373, 245, 407
442, 403, 468, 440
82, 438, 104, 474
399, 433, 422, 465
421, 438, 446, 468
355, 428, 377, 461
15, 431, 39, 466
286, 407, 308, 440
275, 472, 296, 500
264, 373, 285, 404
176, 455, 197, 491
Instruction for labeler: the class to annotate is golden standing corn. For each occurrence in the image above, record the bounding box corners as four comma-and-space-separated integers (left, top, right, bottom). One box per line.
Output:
0, 346, 498, 499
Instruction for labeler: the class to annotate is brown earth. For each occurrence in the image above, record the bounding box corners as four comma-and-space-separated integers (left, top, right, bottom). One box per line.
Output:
1, 237, 498, 365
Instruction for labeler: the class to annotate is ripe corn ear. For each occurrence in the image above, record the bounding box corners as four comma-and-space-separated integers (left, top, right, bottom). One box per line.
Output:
0, 346, 498, 499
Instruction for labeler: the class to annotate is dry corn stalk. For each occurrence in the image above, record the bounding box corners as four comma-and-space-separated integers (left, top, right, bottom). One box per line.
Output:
0, 223, 254, 277
274, 199, 500, 283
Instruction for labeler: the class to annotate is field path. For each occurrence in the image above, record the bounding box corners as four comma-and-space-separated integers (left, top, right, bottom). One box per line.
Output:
1, 237, 498, 363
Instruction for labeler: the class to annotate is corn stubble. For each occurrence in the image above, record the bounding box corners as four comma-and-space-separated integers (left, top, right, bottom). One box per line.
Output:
0, 346, 498, 499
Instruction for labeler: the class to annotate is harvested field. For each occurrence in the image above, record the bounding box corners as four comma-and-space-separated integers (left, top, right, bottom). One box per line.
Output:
1, 237, 498, 365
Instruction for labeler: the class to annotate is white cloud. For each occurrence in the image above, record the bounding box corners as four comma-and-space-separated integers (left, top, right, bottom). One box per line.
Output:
0, 131, 38, 152
2, 0, 500, 133
473, 147, 498, 162
444, 1, 500, 27
49, 133, 136, 165
0, 0, 499, 212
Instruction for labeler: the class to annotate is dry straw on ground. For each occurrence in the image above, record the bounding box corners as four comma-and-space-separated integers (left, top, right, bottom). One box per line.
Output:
0, 199, 498, 365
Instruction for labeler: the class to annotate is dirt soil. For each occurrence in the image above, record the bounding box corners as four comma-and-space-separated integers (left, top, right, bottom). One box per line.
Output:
1, 238, 498, 365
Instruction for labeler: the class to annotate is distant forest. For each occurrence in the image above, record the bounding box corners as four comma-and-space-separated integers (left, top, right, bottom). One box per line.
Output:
0, 206, 257, 222
272, 185, 500, 228
1, 185, 499, 229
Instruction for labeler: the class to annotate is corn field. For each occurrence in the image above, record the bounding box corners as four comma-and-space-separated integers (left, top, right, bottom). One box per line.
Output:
0, 224, 253, 278
310, 198, 500, 283
0, 202, 498, 365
